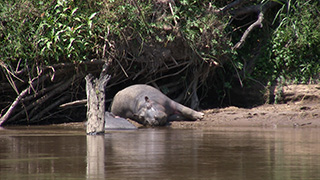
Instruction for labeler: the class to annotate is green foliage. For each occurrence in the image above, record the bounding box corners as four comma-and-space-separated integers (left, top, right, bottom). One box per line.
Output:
0, 1, 39, 63
99, 0, 233, 65
36, 0, 97, 63
254, 0, 320, 84
1, 0, 232, 68
272, 0, 320, 83
0, 0, 99, 66
1, 0, 318, 89
177, 1, 234, 62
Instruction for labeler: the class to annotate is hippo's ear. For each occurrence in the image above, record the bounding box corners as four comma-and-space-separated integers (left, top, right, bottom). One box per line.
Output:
144, 96, 150, 102
144, 96, 153, 109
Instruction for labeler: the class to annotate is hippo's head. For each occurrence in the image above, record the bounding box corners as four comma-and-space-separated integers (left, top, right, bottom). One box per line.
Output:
136, 96, 167, 126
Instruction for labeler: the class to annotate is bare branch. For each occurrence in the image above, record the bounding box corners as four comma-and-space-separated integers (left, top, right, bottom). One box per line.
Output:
233, 11, 264, 49
27, 77, 75, 119
29, 95, 69, 123
0, 88, 29, 126
232, 2, 279, 49
59, 99, 87, 108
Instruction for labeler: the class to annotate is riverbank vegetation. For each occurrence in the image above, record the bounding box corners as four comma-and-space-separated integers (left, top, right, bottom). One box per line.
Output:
0, 0, 319, 125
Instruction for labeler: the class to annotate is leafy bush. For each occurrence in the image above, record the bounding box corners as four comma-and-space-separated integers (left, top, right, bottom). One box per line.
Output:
100, 0, 233, 64
253, 0, 320, 84
0, 0, 99, 66
36, 0, 97, 63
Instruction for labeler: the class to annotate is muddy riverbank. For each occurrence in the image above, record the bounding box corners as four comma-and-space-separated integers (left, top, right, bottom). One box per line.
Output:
172, 84, 320, 128
57, 84, 320, 129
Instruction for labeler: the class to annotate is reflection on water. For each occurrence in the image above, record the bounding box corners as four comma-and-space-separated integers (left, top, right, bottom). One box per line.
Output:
87, 135, 105, 179
0, 126, 320, 179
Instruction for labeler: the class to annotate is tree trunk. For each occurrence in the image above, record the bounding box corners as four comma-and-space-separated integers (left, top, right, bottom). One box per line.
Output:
85, 63, 111, 135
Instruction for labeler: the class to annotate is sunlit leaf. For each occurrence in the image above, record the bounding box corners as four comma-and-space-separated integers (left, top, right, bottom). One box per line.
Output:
89, 12, 98, 20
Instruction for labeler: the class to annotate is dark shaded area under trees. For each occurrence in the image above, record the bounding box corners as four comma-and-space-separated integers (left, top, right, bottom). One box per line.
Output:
0, 0, 319, 125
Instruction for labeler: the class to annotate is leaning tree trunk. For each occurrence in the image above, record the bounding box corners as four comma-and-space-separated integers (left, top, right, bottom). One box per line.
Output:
85, 63, 111, 135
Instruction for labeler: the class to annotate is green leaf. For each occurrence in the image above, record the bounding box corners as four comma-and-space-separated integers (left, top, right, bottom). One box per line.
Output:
89, 12, 98, 20
68, 37, 75, 49
71, 7, 78, 16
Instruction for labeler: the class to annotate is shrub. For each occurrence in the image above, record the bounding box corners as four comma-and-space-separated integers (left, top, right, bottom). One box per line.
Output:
254, 0, 320, 84
0, 0, 99, 66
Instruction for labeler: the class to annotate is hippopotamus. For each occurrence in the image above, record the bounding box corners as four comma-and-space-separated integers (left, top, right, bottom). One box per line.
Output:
110, 84, 204, 126
105, 112, 137, 130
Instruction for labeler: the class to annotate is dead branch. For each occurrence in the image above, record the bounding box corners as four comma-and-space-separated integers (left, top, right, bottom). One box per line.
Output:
22, 79, 64, 103
146, 62, 190, 84
29, 95, 70, 123
0, 88, 29, 126
0, 70, 53, 125
1, 62, 21, 95
27, 77, 75, 119
5, 76, 77, 124
59, 99, 87, 108
6, 80, 65, 123
233, 11, 264, 49
14, 59, 105, 76
232, 2, 278, 49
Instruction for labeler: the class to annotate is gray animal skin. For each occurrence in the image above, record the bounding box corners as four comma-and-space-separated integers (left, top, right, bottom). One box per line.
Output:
105, 112, 137, 130
110, 84, 204, 126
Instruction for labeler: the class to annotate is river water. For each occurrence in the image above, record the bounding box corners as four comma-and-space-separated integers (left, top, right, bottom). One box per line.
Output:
0, 126, 319, 179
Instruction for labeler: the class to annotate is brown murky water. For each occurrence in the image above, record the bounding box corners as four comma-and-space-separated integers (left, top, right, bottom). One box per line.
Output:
0, 126, 319, 179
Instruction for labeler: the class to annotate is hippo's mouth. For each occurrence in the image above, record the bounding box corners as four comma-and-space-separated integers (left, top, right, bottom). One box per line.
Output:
144, 118, 168, 127
144, 119, 161, 127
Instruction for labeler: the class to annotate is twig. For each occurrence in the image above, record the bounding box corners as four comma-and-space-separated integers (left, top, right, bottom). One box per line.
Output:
132, 0, 151, 33
0, 62, 20, 95
22, 80, 63, 103
114, 58, 129, 78
231, 60, 243, 87
59, 99, 87, 108
146, 63, 190, 84
169, 2, 178, 26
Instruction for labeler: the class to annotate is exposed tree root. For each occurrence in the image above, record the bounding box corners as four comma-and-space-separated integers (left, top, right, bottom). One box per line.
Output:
0, 61, 88, 125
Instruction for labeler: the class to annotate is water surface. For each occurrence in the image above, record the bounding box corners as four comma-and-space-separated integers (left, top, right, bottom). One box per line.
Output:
0, 126, 319, 179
